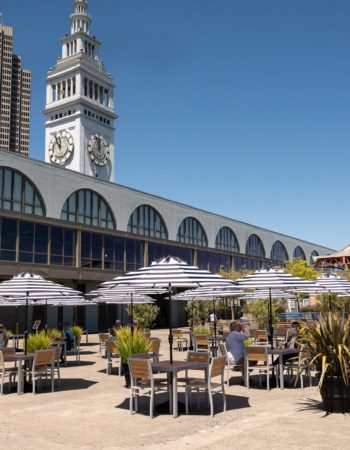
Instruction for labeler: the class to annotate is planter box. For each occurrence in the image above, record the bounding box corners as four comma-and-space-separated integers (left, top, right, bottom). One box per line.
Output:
320, 378, 350, 413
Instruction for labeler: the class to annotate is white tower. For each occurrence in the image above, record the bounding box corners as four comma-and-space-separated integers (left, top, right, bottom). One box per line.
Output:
44, 0, 117, 182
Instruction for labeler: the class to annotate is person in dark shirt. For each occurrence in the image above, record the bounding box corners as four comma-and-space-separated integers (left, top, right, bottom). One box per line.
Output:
62, 322, 74, 351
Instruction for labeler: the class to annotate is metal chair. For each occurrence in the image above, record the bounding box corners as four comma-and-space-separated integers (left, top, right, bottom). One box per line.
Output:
128, 357, 168, 419
244, 346, 274, 390
193, 334, 210, 352
98, 333, 110, 357
185, 356, 226, 417
66, 335, 81, 364
0, 350, 17, 395
218, 341, 242, 385
105, 339, 122, 375
48, 345, 62, 386
27, 349, 55, 394
253, 330, 268, 345
173, 330, 188, 351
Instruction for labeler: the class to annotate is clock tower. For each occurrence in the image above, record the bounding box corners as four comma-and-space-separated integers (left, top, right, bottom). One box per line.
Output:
44, 0, 117, 181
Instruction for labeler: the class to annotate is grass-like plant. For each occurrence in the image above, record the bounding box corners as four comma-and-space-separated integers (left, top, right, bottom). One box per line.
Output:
299, 312, 350, 388
72, 325, 84, 337
115, 326, 151, 363
47, 328, 62, 339
193, 327, 211, 335
27, 331, 52, 352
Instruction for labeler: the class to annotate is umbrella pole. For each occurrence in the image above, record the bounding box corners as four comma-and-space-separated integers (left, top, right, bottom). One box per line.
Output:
45, 299, 48, 336
168, 283, 173, 364
213, 298, 217, 357
191, 300, 194, 330
268, 288, 274, 350
130, 293, 134, 336
24, 291, 29, 355
329, 291, 332, 311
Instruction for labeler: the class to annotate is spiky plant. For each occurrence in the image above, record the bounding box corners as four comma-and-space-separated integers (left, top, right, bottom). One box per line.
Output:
47, 328, 62, 339
299, 312, 350, 388
115, 326, 150, 363
193, 327, 211, 335
72, 325, 84, 337
27, 331, 52, 352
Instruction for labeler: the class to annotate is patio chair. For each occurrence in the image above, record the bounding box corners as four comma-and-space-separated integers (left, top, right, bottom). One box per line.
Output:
177, 351, 210, 389
128, 357, 168, 419
274, 327, 287, 348
66, 335, 81, 364
48, 345, 62, 386
0, 350, 17, 394
173, 330, 188, 351
98, 333, 110, 357
149, 338, 161, 362
244, 346, 274, 390
253, 330, 268, 345
105, 339, 122, 375
283, 345, 312, 389
193, 334, 210, 352
185, 356, 226, 417
218, 342, 243, 385
27, 349, 55, 394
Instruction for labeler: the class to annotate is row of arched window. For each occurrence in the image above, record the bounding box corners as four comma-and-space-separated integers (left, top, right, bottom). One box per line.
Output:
0, 167, 320, 261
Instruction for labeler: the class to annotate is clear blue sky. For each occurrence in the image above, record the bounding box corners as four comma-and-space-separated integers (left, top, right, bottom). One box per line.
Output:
1, 0, 349, 251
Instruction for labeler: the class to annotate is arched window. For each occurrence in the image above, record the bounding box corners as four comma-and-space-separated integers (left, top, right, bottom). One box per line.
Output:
127, 205, 168, 239
177, 217, 208, 247
310, 250, 319, 264
245, 234, 265, 257
0, 167, 45, 216
293, 246, 306, 260
215, 227, 239, 253
60, 189, 115, 229
270, 240, 288, 262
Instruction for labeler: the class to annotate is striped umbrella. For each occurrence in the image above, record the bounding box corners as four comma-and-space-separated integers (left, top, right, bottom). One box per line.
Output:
173, 285, 244, 339
235, 269, 320, 348
99, 256, 234, 363
314, 274, 350, 309
0, 273, 84, 352
240, 289, 296, 300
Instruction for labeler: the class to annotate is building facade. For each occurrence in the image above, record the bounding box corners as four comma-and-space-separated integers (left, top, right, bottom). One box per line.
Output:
0, 1, 334, 331
0, 24, 31, 156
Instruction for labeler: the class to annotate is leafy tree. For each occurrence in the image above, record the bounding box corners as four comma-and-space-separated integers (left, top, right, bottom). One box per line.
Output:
218, 268, 253, 281
127, 304, 160, 329
246, 299, 287, 329
318, 293, 350, 313
283, 259, 319, 280
185, 300, 212, 327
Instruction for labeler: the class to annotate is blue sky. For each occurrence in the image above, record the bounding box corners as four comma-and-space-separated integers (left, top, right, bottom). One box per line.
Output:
1, 0, 349, 251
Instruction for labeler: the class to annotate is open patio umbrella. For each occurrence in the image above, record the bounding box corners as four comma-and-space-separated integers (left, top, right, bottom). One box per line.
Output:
173, 285, 244, 341
314, 274, 350, 310
235, 269, 320, 349
0, 273, 84, 353
98, 256, 234, 363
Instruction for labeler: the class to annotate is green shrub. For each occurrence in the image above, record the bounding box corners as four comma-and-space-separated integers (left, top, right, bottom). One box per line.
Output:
185, 300, 212, 327
27, 331, 52, 352
126, 304, 160, 329
72, 325, 84, 337
193, 327, 211, 335
115, 326, 150, 362
246, 299, 287, 329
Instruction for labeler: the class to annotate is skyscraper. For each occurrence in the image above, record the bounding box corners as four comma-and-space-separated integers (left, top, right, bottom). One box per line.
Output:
0, 24, 31, 156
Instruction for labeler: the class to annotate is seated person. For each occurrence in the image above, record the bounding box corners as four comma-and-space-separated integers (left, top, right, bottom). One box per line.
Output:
62, 322, 74, 351
0, 324, 8, 349
199, 318, 210, 329
274, 321, 302, 366
226, 321, 250, 365
113, 319, 122, 334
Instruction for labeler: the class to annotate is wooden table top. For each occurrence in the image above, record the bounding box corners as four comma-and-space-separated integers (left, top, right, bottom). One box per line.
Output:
152, 360, 207, 372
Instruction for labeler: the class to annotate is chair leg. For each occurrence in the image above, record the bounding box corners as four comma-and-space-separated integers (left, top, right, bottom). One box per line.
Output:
267, 371, 270, 391
208, 390, 214, 417
51, 368, 54, 392
150, 389, 154, 419
223, 387, 226, 412
130, 390, 133, 414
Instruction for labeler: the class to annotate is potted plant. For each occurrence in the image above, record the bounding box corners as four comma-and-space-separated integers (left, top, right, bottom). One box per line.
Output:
72, 325, 84, 338
27, 330, 52, 352
298, 312, 350, 413
115, 326, 151, 388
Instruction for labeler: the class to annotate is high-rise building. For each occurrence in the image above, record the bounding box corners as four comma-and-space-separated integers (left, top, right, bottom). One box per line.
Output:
44, 0, 117, 182
0, 24, 31, 156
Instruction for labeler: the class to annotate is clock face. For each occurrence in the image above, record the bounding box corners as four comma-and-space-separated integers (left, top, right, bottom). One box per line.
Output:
87, 133, 110, 166
49, 130, 74, 165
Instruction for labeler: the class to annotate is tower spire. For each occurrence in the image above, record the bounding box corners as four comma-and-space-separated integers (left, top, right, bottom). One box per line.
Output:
70, 0, 92, 36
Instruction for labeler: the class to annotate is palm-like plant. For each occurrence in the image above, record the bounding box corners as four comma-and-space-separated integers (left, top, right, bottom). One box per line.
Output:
299, 312, 350, 388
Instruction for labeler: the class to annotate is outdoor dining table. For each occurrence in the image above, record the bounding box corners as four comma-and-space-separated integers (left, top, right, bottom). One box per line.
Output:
152, 359, 208, 418
267, 347, 300, 389
3, 352, 34, 394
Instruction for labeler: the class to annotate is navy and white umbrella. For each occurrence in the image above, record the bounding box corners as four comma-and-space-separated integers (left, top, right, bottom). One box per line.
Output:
236, 269, 320, 348
0, 273, 84, 352
99, 256, 234, 362
314, 274, 350, 309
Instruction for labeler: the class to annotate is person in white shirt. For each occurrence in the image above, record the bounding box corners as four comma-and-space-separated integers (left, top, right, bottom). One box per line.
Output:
226, 321, 250, 364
